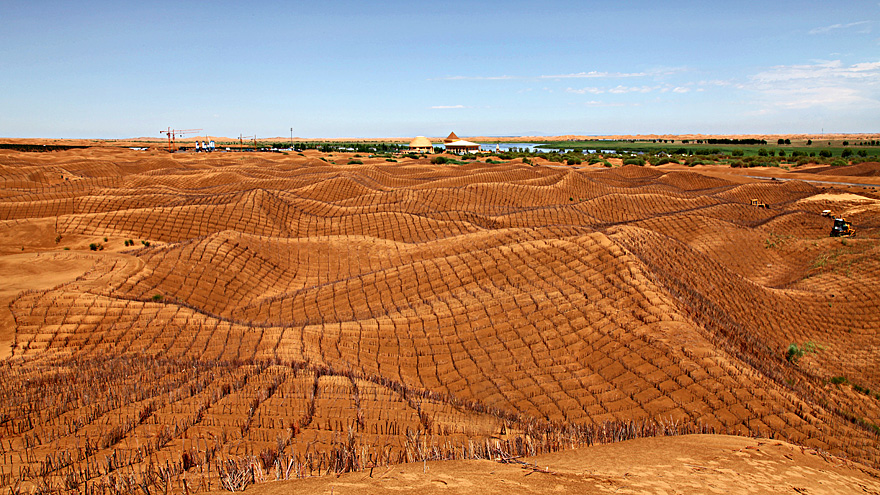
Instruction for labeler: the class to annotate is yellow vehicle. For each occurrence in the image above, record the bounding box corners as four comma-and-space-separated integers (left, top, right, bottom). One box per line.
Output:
751, 199, 769, 209
830, 218, 856, 237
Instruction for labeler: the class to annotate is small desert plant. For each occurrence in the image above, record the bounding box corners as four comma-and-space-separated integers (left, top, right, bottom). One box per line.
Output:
830, 376, 848, 385
431, 156, 448, 164
347, 159, 363, 165
786, 341, 823, 364
151, 294, 163, 302
786, 343, 804, 363
764, 232, 792, 249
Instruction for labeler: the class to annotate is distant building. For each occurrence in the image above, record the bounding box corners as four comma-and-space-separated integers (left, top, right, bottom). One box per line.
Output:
444, 139, 481, 154
408, 136, 434, 154
443, 131, 460, 144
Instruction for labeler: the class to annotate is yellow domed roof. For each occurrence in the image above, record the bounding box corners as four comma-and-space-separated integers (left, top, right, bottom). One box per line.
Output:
409, 136, 433, 148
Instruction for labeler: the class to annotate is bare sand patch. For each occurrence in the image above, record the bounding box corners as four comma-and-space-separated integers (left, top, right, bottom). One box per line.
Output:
226, 434, 880, 495
0, 252, 96, 359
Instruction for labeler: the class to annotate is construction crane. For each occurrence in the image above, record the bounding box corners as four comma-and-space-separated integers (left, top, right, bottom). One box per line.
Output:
238, 134, 256, 152
160, 127, 203, 152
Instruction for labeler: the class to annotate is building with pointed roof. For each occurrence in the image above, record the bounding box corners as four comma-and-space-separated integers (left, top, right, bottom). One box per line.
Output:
443, 131, 460, 144
444, 139, 481, 154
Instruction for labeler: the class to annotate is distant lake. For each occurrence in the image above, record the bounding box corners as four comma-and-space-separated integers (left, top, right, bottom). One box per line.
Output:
476, 143, 617, 154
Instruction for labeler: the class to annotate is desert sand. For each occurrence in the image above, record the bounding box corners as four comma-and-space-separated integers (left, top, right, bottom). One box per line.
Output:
0, 145, 878, 494
224, 434, 880, 495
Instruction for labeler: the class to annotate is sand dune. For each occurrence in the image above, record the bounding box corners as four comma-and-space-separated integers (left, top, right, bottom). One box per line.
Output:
0, 147, 878, 494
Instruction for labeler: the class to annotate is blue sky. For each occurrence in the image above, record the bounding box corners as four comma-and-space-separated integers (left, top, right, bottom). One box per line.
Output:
2, 0, 879, 138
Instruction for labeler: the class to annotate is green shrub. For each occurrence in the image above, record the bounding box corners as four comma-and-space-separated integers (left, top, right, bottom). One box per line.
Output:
787, 341, 823, 364
786, 343, 804, 363
830, 159, 848, 167
385, 158, 397, 162
89, 243, 99, 251
830, 376, 848, 385
566, 156, 582, 165
654, 157, 679, 165
430, 156, 448, 164
151, 294, 163, 302
347, 159, 363, 165
623, 157, 645, 166
819, 150, 832, 158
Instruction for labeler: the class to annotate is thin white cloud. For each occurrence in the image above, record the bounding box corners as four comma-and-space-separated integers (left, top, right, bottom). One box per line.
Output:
809, 20, 871, 35
434, 75, 519, 81
436, 67, 687, 82
607, 85, 654, 94
751, 60, 880, 83
567, 83, 700, 96
565, 87, 604, 95
745, 60, 880, 109
430, 105, 467, 109
540, 71, 647, 79
582, 101, 628, 107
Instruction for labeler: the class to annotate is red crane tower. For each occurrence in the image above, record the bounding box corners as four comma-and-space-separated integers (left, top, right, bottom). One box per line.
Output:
238, 134, 256, 152
160, 127, 203, 152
